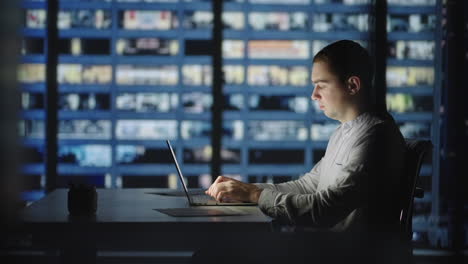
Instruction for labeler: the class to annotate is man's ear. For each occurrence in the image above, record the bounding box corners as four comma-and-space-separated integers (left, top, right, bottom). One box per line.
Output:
347, 76, 361, 95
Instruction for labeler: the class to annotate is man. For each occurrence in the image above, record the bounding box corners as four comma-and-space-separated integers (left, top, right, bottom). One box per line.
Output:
206, 40, 406, 232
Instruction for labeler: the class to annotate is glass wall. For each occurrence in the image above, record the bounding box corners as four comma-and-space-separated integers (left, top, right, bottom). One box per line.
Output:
53, 0, 215, 189
386, 0, 438, 247
20, 1, 47, 201
19, 0, 442, 248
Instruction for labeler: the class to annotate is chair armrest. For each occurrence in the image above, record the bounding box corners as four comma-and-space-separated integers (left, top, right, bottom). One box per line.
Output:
414, 187, 424, 198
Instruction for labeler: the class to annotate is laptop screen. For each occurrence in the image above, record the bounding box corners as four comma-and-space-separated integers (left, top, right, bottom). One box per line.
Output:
166, 140, 192, 203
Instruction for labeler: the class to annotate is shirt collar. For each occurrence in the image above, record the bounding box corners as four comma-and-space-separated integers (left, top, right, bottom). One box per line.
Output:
342, 112, 370, 133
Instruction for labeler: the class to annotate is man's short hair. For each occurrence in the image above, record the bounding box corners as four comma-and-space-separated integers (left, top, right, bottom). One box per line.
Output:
313, 40, 373, 92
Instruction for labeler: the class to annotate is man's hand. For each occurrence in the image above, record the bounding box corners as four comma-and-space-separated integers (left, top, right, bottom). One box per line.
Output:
205, 176, 262, 203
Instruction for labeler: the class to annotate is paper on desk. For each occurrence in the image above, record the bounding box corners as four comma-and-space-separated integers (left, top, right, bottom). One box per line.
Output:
155, 207, 249, 217
146, 189, 206, 197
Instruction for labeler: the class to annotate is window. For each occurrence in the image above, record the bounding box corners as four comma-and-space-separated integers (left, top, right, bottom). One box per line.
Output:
19, 0, 442, 248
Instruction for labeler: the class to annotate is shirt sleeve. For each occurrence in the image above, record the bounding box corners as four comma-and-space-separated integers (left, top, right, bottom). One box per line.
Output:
253, 159, 322, 195
257, 126, 382, 228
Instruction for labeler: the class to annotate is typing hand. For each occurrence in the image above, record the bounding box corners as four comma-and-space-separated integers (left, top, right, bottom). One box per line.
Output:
205, 176, 262, 203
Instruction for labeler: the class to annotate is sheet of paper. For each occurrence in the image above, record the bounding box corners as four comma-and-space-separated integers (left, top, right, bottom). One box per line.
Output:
146, 189, 206, 197
155, 208, 249, 217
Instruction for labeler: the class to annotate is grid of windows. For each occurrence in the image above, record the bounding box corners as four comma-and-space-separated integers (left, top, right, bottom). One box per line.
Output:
219, 0, 372, 186
386, 0, 438, 246
19, 0, 440, 246
21, 0, 48, 201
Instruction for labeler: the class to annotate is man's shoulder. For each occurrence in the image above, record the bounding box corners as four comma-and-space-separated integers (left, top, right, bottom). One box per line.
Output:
365, 112, 405, 144
373, 111, 399, 127
354, 111, 403, 143
363, 111, 398, 130
366, 110, 393, 122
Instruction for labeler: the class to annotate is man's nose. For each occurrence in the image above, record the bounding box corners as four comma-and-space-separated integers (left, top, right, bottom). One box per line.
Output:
311, 88, 319, 101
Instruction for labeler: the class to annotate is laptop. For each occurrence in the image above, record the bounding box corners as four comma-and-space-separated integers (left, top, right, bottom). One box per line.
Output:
166, 140, 256, 206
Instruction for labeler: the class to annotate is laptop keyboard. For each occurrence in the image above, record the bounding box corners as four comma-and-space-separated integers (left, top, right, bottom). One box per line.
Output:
190, 194, 257, 206
191, 194, 218, 205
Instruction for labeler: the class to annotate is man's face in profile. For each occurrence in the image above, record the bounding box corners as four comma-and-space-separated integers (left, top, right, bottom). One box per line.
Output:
311, 61, 353, 122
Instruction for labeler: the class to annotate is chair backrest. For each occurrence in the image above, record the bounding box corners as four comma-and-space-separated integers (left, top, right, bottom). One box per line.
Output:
400, 139, 432, 240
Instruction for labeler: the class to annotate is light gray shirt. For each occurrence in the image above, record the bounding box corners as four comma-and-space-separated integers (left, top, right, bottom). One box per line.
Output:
255, 112, 406, 232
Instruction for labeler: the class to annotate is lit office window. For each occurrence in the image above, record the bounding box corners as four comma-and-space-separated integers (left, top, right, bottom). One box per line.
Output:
223, 94, 244, 111
248, 121, 308, 141
315, 0, 370, 4
115, 93, 178, 113
116, 65, 178, 85
58, 64, 112, 84
184, 146, 241, 164
181, 120, 211, 140
387, 0, 435, 5
248, 40, 309, 59
183, 11, 245, 30
312, 13, 369, 32
58, 9, 112, 29
249, 12, 308, 31
386, 94, 433, 113
388, 14, 436, 33
182, 65, 212, 86
59, 93, 110, 111
223, 40, 244, 58
116, 38, 179, 56
223, 12, 245, 30
250, 0, 310, 4
184, 11, 212, 29
247, 65, 308, 86
58, 145, 112, 167
181, 93, 212, 113
116, 120, 178, 140
119, 10, 178, 30
18, 64, 45, 83
223, 65, 245, 85
24, 9, 46, 29
58, 120, 112, 140
388, 40, 435, 60
386, 67, 434, 87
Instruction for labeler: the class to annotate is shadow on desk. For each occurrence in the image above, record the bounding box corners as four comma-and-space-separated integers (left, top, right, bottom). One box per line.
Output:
4, 229, 413, 264
192, 231, 412, 264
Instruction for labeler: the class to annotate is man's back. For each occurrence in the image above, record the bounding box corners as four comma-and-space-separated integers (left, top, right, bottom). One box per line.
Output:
330, 111, 406, 232
255, 111, 406, 233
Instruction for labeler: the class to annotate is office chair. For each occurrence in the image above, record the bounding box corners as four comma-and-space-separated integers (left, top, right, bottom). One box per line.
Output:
400, 139, 433, 241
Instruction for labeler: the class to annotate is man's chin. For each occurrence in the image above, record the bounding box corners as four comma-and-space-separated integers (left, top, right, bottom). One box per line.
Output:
323, 111, 338, 121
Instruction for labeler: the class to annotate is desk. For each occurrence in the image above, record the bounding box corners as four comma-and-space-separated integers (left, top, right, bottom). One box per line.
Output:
14, 188, 273, 263
12, 189, 411, 264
